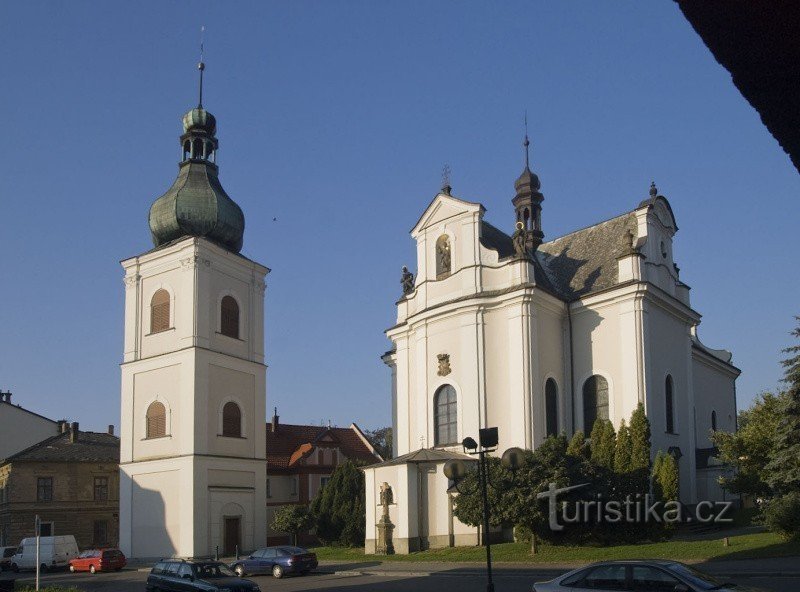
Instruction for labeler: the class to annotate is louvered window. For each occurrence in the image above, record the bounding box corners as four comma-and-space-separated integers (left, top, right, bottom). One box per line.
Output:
583, 375, 609, 434
150, 289, 171, 333
222, 402, 242, 437
220, 296, 240, 339
146, 401, 167, 439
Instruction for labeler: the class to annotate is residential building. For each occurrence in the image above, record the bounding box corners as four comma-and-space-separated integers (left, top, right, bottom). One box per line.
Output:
265, 411, 382, 544
0, 393, 59, 460
364, 141, 739, 553
0, 422, 119, 549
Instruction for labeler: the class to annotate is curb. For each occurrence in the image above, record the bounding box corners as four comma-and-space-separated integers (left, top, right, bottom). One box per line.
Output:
332, 568, 800, 579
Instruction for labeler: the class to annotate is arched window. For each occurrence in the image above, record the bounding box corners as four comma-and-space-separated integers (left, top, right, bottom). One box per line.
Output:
222, 401, 242, 437
435, 235, 452, 279
146, 401, 167, 439
434, 384, 458, 446
711, 410, 717, 432
665, 375, 675, 434
583, 375, 609, 434
220, 296, 240, 339
545, 378, 559, 438
150, 289, 171, 333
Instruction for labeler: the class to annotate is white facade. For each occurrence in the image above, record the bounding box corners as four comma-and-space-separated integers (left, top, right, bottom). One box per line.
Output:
0, 397, 58, 460
119, 237, 268, 559
367, 185, 739, 553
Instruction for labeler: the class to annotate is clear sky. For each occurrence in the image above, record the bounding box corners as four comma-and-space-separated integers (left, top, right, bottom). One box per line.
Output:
1, 1, 798, 434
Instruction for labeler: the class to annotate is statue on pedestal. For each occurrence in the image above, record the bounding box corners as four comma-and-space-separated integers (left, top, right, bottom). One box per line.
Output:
376, 482, 395, 555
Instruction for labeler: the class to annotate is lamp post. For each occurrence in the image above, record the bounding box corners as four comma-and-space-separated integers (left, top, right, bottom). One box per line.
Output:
443, 427, 524, 592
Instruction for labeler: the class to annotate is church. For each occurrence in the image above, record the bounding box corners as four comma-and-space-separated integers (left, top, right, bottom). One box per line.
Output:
118, 66, 269, 558
363, 138, 740, 553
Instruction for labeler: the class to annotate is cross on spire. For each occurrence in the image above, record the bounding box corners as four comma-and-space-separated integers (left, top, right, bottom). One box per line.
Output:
524, 111, 530, 169
441, 163, 452, 195
198, 26, 206, 108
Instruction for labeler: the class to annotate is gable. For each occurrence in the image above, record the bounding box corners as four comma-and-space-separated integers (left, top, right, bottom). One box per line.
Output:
411, 194, 484, 236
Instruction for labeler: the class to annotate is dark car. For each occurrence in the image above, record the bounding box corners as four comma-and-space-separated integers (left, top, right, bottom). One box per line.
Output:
230, 546, 318, 578
0, 546, 16, 571
146, 559, 260, 592
532, 560, 755, 592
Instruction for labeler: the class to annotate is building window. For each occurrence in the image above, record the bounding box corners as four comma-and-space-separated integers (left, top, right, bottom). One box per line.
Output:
220, 295, 240, 339
93, 520, 108, 545
318, 449, 324, 464
291, 477, 297, 496
37, 477, 53, 502
434, 384, 458, 446
266, 478, 271, 498
146, 401, 167, 439
665, 375, 675, 434
38, 522, 53, 536
222, 402, 242, 437
545, 378, 559, 438
583, 375, 609, 434
435, 235, 452, 278
331, 449, 338, 466
94, 477, 109, 501
711, 410, 717, 432
150, 289, 171, 333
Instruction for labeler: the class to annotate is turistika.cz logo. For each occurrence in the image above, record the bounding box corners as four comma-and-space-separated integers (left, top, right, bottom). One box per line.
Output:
535, 483, 734, 531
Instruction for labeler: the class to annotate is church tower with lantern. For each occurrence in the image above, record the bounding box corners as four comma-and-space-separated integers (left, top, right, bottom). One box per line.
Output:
118, 59, 268, 559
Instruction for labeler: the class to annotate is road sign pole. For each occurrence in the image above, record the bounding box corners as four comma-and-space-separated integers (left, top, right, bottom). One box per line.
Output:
35, 515, 40, 591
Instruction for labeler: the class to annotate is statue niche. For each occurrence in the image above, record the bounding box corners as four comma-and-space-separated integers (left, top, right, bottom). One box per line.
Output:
436, 235, 451, 278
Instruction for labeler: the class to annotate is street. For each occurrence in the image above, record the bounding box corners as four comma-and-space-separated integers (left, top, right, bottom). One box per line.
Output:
3, 566, 797, 592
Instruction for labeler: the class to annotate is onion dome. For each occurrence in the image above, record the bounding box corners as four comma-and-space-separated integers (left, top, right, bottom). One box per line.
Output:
511, 132, 545, 251
148, 106, 245, 253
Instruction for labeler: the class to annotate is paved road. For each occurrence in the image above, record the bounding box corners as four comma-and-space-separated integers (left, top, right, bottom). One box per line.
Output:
3, 568, 797, 592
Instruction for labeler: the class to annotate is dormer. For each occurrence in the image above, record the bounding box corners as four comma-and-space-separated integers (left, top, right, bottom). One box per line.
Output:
634, 184, 682, 298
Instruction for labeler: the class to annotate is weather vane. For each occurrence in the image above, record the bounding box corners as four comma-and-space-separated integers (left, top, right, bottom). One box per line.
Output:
524, 110, 530, 169
441, 163, 452, 195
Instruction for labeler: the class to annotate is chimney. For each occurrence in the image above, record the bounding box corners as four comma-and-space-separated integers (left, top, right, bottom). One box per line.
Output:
69, 421, 79, 443
108, 425, 115, 436
271, 407, 279, 433
57, 420, 68, 434
0, 391, 11, 403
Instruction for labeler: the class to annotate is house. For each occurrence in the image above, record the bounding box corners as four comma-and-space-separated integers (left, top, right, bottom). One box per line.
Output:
364, 141, 739, 553
0, 393, 60, 460
265, 411, 382, 544
0, 422, 120, 549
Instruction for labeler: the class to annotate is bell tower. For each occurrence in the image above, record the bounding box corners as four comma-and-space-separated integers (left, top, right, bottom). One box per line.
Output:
119, 57, 268, 559
511, 125, 545, 251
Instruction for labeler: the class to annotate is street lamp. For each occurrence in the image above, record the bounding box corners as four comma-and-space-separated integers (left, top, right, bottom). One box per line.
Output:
443, 427, 524, 592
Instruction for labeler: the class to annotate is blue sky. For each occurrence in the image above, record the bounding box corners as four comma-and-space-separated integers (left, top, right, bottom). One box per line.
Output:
1, 1, 797, 433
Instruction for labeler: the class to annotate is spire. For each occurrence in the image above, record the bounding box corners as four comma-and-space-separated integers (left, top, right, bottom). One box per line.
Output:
512, 114, 544, 251
441, 163, 452, 195
198, 26, 205, 108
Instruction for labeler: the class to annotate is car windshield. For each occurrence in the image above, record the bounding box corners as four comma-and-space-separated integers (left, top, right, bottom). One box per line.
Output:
3, 549, 16, 558
194, 563, 235, 579
666, 563, 725, 590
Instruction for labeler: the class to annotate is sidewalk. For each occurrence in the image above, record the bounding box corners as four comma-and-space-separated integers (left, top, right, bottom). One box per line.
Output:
318, 555, 800, 578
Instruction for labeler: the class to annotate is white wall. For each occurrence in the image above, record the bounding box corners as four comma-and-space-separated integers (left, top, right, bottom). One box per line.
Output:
0, 402, 58, 460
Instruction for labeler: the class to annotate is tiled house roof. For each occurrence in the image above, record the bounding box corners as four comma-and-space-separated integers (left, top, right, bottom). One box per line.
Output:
4, 431, 120, 464
265, 422, 381, 471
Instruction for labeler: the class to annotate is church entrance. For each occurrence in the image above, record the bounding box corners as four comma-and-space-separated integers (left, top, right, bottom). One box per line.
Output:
223, 517, 241, 556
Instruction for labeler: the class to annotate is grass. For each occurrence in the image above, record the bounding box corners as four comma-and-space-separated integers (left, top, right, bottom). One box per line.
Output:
312, 531, 800, 564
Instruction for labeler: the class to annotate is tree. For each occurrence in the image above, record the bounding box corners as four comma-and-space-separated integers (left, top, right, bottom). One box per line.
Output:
657, 453, 680, 502
614, 419, 632, 474
363, 426, 393, 460
599, 421, 617, 470
629, 403, 652, 472
652, 451, 666, 500
589, 419, 608, 465
711, 391, 784, 498
309, 460, 366, 546
567, 430, 589, 459
271, 504, 311, 546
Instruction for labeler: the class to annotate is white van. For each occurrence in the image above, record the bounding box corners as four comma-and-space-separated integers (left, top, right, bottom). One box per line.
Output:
11, 535, 78, 572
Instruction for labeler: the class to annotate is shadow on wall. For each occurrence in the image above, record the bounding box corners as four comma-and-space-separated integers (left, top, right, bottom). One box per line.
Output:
131, 480, 176, 559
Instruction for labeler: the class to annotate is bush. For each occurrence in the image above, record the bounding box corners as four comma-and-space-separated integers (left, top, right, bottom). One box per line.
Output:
271, 504, 311, 546
309, 460, 366, 546
763, 492, 800, 541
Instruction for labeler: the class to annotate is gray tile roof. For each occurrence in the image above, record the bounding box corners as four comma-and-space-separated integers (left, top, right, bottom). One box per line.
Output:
4, 431, 120, 464
537, 212, 638, 301
364, 447, 475, 469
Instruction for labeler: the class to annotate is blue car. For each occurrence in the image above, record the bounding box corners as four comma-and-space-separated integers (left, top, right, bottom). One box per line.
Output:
230, 546, 318, 578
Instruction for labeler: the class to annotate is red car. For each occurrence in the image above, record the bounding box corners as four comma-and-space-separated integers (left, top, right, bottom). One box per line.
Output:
69, 548, 126, 573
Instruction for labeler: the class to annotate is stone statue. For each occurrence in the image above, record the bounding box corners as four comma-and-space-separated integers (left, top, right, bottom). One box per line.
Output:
436, 237, 451, 275
376, 482, 395, 554
401, 266, 415, 295
512, 221, 528, 257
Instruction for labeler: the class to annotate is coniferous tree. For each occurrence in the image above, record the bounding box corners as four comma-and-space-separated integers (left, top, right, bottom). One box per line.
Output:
589, 419, 607, 465
567, 430, 589, 459
309, 460, 366, 546
652, 451, 666, 500
659, 453, 680, 502
598, 420, 617, 469
614, 419, 632, 474
629, 403, 652, 472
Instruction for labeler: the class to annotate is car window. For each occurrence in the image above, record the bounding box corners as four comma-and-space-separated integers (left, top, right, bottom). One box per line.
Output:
3, 549, 15, 558
666, 563, 724, 591
263, 548, 277, 558
285, 546, 307, 554
151, 561, 166, 575
580, 564, 628, 590
177, 564, 193, 578
195, 563, 235, 578
277, 548, 290, 557
252, 549, 266, 558
163, 562, 180, 576
632, 566, 681, 591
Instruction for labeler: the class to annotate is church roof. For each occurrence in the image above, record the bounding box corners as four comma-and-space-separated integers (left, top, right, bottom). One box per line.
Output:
537, 211, 638, 301
365, 447, 475, 469
265, 422, 382, 470
3, 431, 119, 464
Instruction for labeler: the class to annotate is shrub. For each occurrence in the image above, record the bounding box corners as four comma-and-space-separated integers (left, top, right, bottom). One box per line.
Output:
763, 492, 800, 541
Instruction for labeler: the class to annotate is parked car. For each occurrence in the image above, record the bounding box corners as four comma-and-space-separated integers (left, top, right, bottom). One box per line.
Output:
0, 546, 16, 571
532, 560, 755, 592
68, 548, 126, 573
146, 559, 260, 592
230, 545, 318, 578
10, 535, 79, 572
